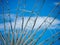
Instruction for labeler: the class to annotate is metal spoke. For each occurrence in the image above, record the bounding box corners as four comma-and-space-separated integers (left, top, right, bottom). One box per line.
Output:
23, 4, 59, 45
38, 32, 60, 45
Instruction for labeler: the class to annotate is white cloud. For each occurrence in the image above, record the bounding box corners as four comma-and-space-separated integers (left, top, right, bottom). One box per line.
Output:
54, 2, 60, 5
0, 16, 60, 31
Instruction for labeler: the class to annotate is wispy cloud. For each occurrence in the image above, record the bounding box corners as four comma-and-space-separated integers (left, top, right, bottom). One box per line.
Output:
0, 15, 60, 31
54, 2, 60, 5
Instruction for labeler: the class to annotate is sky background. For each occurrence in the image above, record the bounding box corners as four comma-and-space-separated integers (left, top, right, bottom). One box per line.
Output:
0, 0, 60, 45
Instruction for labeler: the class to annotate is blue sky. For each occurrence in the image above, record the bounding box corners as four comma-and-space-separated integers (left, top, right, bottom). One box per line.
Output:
0, 0, 60, 45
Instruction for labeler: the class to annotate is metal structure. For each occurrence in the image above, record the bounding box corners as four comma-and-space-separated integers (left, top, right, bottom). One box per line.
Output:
0, 0, 60, 45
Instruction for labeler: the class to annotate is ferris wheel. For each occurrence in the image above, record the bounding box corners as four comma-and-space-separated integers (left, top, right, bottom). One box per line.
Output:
0, 0, 60, 45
